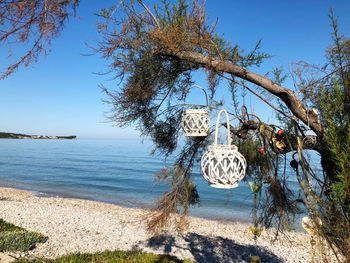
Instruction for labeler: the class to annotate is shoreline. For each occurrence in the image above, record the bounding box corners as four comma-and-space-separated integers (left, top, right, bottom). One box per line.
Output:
0, 186, 337, 262
0, 183, 255, 227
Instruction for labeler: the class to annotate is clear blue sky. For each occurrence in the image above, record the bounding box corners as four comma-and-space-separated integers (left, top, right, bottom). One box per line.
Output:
1, 0, 349, 139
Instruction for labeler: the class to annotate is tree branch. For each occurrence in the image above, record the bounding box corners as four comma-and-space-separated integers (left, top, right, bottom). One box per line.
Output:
157, 49, 324, 137
229, 120, 319, 154
136, 0, 160, 29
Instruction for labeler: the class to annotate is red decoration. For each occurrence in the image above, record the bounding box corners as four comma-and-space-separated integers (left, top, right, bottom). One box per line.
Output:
259, 147, 265, 154
290, 160, 298, 169
264, 176, 271, 184
277, 129, 285, 137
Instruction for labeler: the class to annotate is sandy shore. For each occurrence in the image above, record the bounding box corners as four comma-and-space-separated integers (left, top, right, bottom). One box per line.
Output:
0, 187, 338, 263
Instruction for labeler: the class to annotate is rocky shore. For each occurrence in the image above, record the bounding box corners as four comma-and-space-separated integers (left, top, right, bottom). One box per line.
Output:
0, 187, 338, 262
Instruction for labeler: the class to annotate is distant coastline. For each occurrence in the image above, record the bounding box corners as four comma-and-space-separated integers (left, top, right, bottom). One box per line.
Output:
0, 132, 76, 140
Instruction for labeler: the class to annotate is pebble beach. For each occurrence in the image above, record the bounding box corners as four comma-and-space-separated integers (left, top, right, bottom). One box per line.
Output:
0, 187, 338, 263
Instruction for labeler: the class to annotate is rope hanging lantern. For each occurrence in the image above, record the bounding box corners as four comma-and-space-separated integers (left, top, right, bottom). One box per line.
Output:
201, 109, 247, 189
181, 85, 210, 137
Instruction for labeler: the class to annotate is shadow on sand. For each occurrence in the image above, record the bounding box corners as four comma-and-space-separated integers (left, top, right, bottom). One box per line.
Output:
133, 232, 282, 263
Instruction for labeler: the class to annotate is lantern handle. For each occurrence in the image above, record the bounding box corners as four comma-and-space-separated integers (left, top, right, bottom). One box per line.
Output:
214, 109, 231, 146
184, 85, 209, 107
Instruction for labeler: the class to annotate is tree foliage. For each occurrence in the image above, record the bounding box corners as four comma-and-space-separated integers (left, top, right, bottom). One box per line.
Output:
1, 0, 349, 261
94, 1, 350, 261
0, 0, 79, 79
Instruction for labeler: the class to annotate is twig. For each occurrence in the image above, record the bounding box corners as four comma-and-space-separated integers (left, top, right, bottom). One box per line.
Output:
136, 0, 160, 29
297, 63, 350, 96
218, 73, 295, 120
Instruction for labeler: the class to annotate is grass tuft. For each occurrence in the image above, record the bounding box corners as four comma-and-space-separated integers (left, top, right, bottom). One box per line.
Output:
13, 250, 192, 263
0, 218, 47, 252
0, 219, 191, 262
0, 218, 24, 232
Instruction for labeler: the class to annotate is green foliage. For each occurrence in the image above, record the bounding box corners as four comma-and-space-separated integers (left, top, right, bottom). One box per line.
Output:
317, 12, 350, 211
317, 78, 350, 256
97, 0, 271, 154
305, 11, 350, 258
332, 122, 350, 205
95, 3, 273, 231
0, 230, 47, 252
0, 219, 47, 252
13, 250, 192, 263
248, 226, 263, 239
249, 182, 261, 194
178, 179, 200, 209
0, 219, 24, 232
154, 164, 200, 213
237, 136, 260, 177
96, 1, 348, 259
236, 39, 272, 68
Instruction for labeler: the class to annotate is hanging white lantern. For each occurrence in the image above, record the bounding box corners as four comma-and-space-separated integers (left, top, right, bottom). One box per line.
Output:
181, 85, 210, 137
201, 109, 246, 189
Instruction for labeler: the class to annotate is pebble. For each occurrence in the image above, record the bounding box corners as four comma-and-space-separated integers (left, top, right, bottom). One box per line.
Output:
0, 187, 340, 263
0, 253, 16, 263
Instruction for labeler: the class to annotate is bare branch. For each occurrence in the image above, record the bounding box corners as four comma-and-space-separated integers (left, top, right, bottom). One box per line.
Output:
136, 0, 160, 29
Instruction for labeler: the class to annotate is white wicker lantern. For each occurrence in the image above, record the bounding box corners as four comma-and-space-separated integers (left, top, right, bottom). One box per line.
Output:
181, 85, 210, 137
201, 109, 247, 189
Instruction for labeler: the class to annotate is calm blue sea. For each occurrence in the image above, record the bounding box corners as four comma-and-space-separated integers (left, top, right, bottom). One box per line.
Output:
0, 139, 311, 224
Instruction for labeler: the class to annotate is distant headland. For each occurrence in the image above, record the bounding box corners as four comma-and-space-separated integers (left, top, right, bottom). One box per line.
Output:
0, 132, 76, 140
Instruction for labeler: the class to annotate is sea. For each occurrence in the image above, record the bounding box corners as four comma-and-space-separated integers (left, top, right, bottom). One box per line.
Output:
0, 138, 315, 226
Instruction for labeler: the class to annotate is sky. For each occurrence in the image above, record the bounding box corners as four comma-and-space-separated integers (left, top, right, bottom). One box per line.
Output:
1, 0, 349, 139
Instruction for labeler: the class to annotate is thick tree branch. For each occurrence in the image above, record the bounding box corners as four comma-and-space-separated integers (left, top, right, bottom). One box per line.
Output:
158, 49, 323, 137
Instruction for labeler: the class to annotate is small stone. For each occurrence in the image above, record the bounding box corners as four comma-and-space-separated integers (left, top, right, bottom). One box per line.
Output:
0, 253, 16, 263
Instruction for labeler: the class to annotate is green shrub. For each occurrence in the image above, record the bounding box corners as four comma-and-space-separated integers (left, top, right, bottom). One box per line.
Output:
0, 218, 24, 232
0, 230, 47, 252
13, 250, 192, 263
